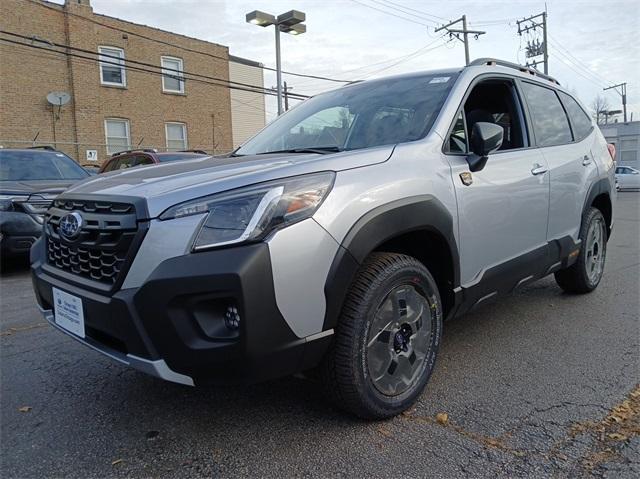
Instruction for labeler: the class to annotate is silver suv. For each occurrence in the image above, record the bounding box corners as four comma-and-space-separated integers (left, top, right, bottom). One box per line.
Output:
31, 59, 615, 419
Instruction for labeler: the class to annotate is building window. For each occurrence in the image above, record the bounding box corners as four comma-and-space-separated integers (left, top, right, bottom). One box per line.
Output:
105, 119, 131, 155
161, 56, 184, 93
98, 46, 126, 87
165, 122, 187, 151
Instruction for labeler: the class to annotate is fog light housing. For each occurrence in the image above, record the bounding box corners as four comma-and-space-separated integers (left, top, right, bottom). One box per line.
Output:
224, 305, 240, 330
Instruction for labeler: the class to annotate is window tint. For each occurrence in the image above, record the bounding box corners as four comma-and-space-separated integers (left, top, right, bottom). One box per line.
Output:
521, 82, 572, 147
559, 92, 592, 140
0, 151, 89, 180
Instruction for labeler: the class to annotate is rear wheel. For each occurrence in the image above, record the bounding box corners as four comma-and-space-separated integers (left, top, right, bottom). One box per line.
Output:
555, 207, 607, 293
320, 252, 443, 419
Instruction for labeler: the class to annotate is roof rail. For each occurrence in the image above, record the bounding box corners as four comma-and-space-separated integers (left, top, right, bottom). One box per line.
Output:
468, 58, 560, 85
178, 149, 208, 154
111, 148, 157, 157
28, 145, 57, 151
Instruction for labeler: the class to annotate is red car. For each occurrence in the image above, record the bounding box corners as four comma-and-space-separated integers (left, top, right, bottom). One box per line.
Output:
99, 149, 209, 173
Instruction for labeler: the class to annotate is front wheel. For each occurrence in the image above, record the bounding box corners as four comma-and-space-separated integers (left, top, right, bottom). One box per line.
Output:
320, 252, 443, 419
555, 207, 607, 293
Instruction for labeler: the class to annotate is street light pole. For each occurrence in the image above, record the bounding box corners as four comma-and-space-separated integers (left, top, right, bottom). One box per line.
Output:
274, 25, 283, 115
246, 10, 306, 116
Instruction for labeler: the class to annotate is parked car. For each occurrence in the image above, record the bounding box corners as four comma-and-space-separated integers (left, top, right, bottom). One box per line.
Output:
615, 166, 640, 190
82, 165, 101, 176
31, 59, 615, 419
99, 149, 209, 173
0, 147, 89, 257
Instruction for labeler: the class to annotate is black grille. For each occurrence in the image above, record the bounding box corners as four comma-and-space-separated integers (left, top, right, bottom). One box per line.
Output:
45, 200, 140, 286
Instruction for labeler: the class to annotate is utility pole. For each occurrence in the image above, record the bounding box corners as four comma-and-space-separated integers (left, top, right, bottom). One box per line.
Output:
516, 10, 548, 74
271, 81, 293, 111
435, 15, 485, 65
604, 83, 628, 123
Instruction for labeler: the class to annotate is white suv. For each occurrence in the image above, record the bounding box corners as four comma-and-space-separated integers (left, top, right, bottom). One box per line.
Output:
31, 59, 616, 419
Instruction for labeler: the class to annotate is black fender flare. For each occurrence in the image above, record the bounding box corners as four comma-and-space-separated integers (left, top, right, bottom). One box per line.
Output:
322, 195, 460, 330
582, 177, 613, 237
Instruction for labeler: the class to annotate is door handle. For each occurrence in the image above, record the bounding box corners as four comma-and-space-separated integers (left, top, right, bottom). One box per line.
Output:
531, 163, 548, 175
582, 155, 592, 166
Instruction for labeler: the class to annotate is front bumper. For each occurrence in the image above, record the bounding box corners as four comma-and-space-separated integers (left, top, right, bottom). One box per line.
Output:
31, 239, 332, 386
0, 212, 43, 255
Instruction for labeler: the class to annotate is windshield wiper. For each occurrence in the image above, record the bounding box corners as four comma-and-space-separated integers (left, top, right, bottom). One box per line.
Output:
255, 146, 343, 155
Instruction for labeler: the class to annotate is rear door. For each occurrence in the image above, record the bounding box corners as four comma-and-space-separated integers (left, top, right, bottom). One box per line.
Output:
520, 82, 598, 243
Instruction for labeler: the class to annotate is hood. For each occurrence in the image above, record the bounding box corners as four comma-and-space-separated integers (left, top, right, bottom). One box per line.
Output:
63, 146, 394, 218
0, 180, 77, 196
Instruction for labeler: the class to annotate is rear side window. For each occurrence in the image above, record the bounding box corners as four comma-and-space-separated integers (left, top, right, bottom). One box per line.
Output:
521, 82, 572, 147
559, 92, 593, 141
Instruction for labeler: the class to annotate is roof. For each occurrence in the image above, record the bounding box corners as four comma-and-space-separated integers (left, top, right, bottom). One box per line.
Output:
229, 55, 264, 68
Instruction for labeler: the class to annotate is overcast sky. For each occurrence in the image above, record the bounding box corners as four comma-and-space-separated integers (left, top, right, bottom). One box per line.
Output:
52, 0, 639, 121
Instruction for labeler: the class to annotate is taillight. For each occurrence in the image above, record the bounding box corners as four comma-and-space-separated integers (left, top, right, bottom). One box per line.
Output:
607, 143, 616, 162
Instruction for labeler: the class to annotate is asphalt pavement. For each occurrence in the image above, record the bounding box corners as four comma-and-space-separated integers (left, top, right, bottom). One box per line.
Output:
1, 192, 638, 478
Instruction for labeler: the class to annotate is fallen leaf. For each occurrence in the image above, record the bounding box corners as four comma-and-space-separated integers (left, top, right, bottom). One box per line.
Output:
18, 406, 32, 413
436, 412, 449, 425
377, 426, 393, 438
607, 433, 628, 441
111, 459, 123, 466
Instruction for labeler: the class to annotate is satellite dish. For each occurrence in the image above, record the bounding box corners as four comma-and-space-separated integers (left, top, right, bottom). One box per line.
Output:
46, 91, 71, 106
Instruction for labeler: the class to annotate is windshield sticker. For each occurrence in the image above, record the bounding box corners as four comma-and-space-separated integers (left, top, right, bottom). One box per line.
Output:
429, 77, 450, 84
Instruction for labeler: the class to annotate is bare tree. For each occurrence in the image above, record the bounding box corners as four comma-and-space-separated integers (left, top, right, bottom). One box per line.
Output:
591, 96, 610, 125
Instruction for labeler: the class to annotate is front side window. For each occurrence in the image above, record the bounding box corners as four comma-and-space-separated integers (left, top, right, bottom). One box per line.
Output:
105, 119, 131, 155
235, 72, 458, 156
165, 123, 187, 151
161, 56, 184, 93
99, 46, 126, 87
521, 82, 572, 147
559, 92, 593, 141
446, 79, 526, 153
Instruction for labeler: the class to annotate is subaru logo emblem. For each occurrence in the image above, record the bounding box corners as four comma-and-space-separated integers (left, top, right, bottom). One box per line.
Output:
59, 212, 83, 239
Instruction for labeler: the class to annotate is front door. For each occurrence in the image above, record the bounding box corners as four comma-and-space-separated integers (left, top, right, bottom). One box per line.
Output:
443, 78, 550, 289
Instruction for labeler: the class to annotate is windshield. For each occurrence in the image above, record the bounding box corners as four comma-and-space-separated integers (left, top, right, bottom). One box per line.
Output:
0, 150, 89, 181
236, 72, 459, 156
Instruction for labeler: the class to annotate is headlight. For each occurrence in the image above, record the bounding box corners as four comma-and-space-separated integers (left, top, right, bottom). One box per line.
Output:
160, 172, 335, 251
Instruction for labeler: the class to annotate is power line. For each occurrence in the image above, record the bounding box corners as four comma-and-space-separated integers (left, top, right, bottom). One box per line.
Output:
24, 0, 350, 84
359, 36, 449, 79
374, 0, 449, 22
0, 36, 311, 100
0, 30, 309, 99
366, 0, 440, 25
547, 34, 613, 86
348, 0, 436, 27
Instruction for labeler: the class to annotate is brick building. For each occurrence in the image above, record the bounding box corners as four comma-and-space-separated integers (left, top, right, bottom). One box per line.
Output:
0, 0, 266, 164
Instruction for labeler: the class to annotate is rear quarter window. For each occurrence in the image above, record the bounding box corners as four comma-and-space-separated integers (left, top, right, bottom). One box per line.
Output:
558, 92, 593, 141
521, 81, 573, 147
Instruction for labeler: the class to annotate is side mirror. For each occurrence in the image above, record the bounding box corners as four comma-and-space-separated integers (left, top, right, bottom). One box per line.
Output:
467, 122, 504, 172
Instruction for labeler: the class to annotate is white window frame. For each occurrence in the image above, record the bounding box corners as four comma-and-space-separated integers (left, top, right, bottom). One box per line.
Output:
161, 56, 185, 93
98, 46, 126, 87
165, 122, 188, 151
104, 118, 131, 155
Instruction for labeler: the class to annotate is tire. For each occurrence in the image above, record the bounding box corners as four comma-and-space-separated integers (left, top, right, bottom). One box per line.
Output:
320, 252, 443, 419
554, 207, 607, 294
